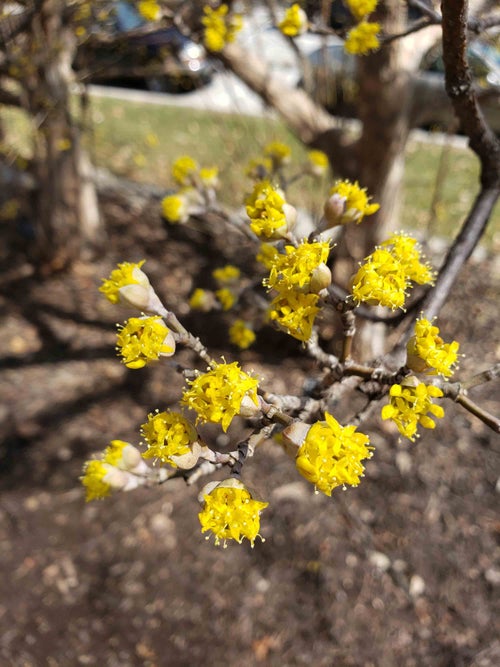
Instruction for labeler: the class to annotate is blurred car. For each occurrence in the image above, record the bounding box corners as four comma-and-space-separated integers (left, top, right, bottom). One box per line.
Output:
75, 1, 213, 93
302, 40, 500, 134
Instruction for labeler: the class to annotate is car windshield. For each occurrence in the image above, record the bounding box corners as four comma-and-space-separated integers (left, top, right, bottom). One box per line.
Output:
115, 1, 144, 32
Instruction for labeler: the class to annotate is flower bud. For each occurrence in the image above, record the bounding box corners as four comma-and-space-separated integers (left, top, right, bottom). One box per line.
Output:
283, 203, 297, 232
406, 335, 429, 373
323, 193, 346, 228
169, 440, 203, 470
118, 284, 153, 310
239, 393, 262, 419
120, 443, 143, 470
310, 262, 332, 293
282, 421, 311, 451
103, 467, 129, 490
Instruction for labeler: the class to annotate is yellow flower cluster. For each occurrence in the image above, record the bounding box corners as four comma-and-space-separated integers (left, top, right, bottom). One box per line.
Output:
137, 0, 161, 22
295, 413, 372, 496
352, 247, 408, 309
307, 149, 329, 176
141, 410, 198, 466
161, 192, 190, 224
326, 179, 379, 226
189, 287, 216, 311
345, 0, 378, 21
345, 21, 380, 56
407, 317, 460, 378
263, 141, 292, 167
198, 479, 268, 547
265, 241, 331, 293
213, 264, 241, 285
229, 319, 256, 349
81, 440, 142, 501
172, 155, 198, 186
215, 287, 236, 311
181, 361, 259, 431
269, 290, 320, 342
202, 4, 243, 52
99, 260, 148, 305
351, 234, 434, 310
81, 460, 114, 501
278, 3, 308, 37
245, 180, 292, 239
212, 264, 241, 310
265, 241, 331, 342
161, 156, 218, 224
116, 316, 175, 369
382, 234, 435, 286
256, 242, 279, 269
381, 379, 444, 441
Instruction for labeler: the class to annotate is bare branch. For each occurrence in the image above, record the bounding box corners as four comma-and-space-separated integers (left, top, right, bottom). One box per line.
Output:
462, 362, 500, 390
441, 0, 500, 185
214, 41, 356, 167
428, 374, 500, 433
420, 186, 499, 320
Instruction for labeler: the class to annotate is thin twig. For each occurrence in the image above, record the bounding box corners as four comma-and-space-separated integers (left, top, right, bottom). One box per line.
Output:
462, 362, 500, 390
454, 394, 500, 433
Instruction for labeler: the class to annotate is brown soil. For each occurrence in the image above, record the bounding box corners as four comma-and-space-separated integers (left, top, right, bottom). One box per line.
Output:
0, 197, 499, 667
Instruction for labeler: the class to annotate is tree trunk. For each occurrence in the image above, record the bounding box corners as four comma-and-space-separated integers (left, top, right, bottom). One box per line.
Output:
350, 0, 411, 257
27, 1, 105, 273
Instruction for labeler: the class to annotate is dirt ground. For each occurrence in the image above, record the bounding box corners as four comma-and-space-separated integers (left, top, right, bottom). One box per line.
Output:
0, 196, 499, 667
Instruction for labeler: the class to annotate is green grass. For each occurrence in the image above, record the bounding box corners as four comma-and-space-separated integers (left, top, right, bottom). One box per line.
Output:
2, 96, 498, 243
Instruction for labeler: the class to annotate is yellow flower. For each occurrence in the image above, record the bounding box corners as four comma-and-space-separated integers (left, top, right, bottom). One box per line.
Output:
99, 260, 149, 305
189, 288, 216, 311
345, 0, 378, 21
198, 479, 268, 547
181, 361, 260, 431
216, 288, 236, 311
213, 264, 241, 285
202, 4, 242, 52
269, 290, 320, 342
265, 240, 331, 294
116, 316, 175, 369
295, 413, 372, 496
278, 3, 308, 37
133, 153, 146, 167
141, 410, 198, 467
138, 0, 161, 22
351, 234, 434, 310
351, 248, 409, 310
245, 180, 294, 239
103, 439, 140, 469
344, 21, 380, 55
263, 141, 292, 167
81, 460, 114, 501
307, 150, 329, 176
161, 193, 189, 224
145, 132, 159, 147
407, 317, 460, 378
326, 179, 379, 226
229, 320, 256, 349
81, 440, 143, 501
199, 166, 219, 188
381, 378, 444, 441
256, 243, 280, 269
56, 138, 72, 151
172, 155, 198, 186
382, 233, 435, 285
